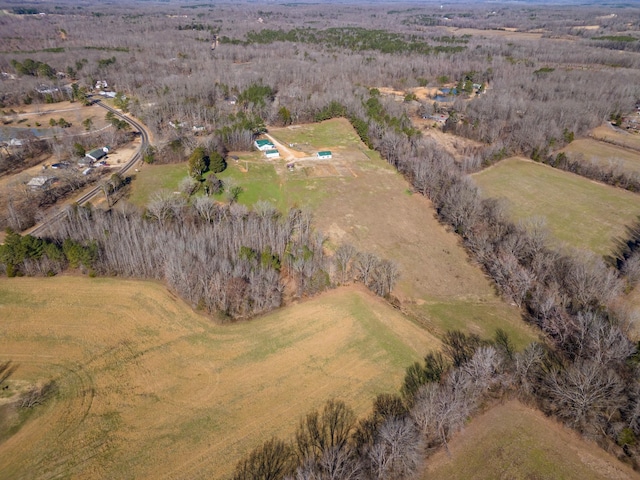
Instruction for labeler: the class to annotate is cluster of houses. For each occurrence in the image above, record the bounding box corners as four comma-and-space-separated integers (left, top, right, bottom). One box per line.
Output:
254, 138, 333, 161
27, 145, 111, 190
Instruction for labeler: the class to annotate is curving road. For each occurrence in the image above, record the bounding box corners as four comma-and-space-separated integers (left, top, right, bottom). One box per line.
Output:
29, 101, 150, 237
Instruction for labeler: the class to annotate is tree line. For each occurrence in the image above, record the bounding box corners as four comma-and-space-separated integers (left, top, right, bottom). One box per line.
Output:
0, 201, 399, 320
344, 95, 640, 469
235, 323, 632, 479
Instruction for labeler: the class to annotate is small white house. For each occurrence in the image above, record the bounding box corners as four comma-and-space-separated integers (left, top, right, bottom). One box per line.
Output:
265, 149, 280, 159
192, 125, 205, 133
317, 151, 332, 159
95, 80, 108, 90
255, 139, 275, 151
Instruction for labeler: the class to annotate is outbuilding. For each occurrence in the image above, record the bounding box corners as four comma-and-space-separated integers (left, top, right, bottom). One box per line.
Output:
27, 176, 55, 190
317, 151, 332, 159
265, 149, 280, 159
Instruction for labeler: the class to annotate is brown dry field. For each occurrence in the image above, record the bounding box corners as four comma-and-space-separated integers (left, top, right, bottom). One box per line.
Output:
376, 86, 440, 101
561, 138, 640, 175
442, 26, 545, 40
1, 100, 110, 134
622, 288, 640, 339
413, 118, 484, 160
591, 124, 640, 153
426, 400, 640, 480
0, 277, 438, 479
270, 120, 536, 348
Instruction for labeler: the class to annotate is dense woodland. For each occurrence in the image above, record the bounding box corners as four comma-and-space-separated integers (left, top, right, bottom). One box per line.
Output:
2, 1, 640, 478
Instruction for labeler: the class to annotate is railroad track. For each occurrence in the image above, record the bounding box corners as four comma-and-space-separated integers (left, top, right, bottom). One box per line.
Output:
30, 101, 150, 237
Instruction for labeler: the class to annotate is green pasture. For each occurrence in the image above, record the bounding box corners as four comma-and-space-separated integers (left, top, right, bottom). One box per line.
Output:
474, 157, 640, 256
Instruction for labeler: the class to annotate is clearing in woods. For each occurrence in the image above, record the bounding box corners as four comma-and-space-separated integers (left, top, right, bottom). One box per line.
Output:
425, 400, 640, 480
269, 120, 536, 347
128, 119, 536, 346
126, 162, 189, 206
0, 276, 438, 480
473, 157, 640, 256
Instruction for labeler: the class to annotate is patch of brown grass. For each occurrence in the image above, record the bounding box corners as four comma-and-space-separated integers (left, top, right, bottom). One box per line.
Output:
425, 400, 640, 480
0, 277, 437, 479
591, 124, 640, 153
561, 138, 640, 175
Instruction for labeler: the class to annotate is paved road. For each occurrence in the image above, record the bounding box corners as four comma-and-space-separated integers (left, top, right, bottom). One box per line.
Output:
29, 101, 150, 237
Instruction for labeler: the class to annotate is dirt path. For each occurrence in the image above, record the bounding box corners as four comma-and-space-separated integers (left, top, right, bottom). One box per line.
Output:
264, 133, 307, 161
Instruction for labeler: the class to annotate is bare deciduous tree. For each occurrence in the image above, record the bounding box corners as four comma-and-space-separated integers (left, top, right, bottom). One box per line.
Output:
335, 243, 356, 285
233, 437, 295, 480
366, 417, 423, 480
545, 360, 626, 432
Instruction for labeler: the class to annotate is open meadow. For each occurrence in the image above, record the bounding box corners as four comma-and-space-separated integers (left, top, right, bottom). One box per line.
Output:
0, 276, 438, 479
425, 401, 640, 480
591, 124, 640, 153
128, 119, 535, 347
561, 138, 640, 175
473, 157, 640, 257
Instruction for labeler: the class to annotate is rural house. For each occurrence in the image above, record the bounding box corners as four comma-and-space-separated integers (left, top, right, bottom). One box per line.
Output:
255, 139, 275, 151
265, 149, 280, 159
317, 151, 332, 159
86, 146, 109, 162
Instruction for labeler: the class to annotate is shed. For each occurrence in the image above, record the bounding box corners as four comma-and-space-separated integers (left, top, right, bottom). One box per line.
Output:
255, 139, 275, 151
317, 151, 332, 159
27, 176, 55, 190
265, 149, 280, 159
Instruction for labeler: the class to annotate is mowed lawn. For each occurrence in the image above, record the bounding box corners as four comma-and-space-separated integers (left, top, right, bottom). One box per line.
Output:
425, 401, 640, 480
474, 157, 640, 256
127, 162, 189, 207
0, 277, 437, 480
561, 138, 640, 175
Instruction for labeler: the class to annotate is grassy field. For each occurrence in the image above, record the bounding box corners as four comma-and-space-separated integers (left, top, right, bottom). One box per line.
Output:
270, 122, 535, 348
0, 276, 438, 479
267, 120, 364, 153
473, 157, 640, 256
425, 401, 640, 480
561, 138, 640, 175
591, 124, 640, 152
125, 119, 536, 346
126, 163, 189, 207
